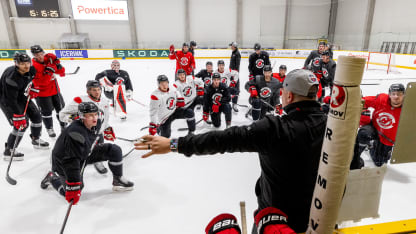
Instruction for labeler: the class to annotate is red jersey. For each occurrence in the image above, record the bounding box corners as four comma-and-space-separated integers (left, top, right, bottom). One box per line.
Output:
364, 93, 402, 146
273, 73, 286, 83
32, 58, 65, 97
169, 50, 195, 75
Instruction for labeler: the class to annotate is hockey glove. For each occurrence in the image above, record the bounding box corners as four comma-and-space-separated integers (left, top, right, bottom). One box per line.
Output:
323, 96, 331, 104
212, 103, 221, 113
275, 104, 283, 115
65, 181, 82, 205
116, 77, 125, 85
12, 114, 27, 129
69, 114, 80, 122
196, 85, 204, 96
229, 80, 237, 88
249, 86, 258, 98
25, 85, 40, 99
169, 44, 175, 54
203, 112, 209, 122
126, 90, 133, 100
176, 97, 185, 108
45, 64, 57, 76
249, 74, 254, 81
149, 122, 158, 136
205, 213, 241, 234
255, 207, 295, 234
104, 127, 116, 141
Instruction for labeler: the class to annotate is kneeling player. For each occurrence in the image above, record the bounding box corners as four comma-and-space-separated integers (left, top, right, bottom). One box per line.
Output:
148, 75, 180, 137
203, 73, 231, 128
245, 65, 281, 121
95, 60, 133, 119
41, 102, 133, 204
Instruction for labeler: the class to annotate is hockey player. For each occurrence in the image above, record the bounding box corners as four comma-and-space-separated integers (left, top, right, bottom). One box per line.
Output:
246, 65, 282, 121
351, 84, 405, 168
195, 61, 214, 88
0, 53, 49, 160
189, 41, 197, 56
273, 65, 287, 83
203, 73, 232, 128
229, 42, 241, 112
59, 80, 114, 174
41, 102, 134, 204
95, 60, 134, 119
217, 60, 239, 111
30, 45, 67, 137
310, 51, 336, 100
148, 75, 180, 137
169, 43, 196, 77
303, 41, 326, 69
248, 43, 271, 79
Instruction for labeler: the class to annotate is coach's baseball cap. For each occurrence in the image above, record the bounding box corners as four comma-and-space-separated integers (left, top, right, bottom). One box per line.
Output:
229, 42, 238, 47
283, 69, 319, 96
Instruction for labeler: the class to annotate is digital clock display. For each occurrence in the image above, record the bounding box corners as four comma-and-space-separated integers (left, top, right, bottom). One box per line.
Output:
15, 0, 61, 18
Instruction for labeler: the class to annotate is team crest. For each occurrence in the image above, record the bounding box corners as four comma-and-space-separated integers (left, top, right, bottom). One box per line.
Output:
313, 58, 320, 67
322, 68, 328, 77
255, 59, 265, 69
182, 86, 193, 97
376, 112, 395, 129
180, 57, 189, 66
166, 97, 176, 110
212, 93, 223, 104
221, 77, 227, 84
260, 87, 272, 98
204, 77, 212, 85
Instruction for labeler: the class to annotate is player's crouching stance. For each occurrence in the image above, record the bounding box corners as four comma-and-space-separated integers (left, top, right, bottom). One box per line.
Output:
203, 73, 232, 128
40, 102, 133, 204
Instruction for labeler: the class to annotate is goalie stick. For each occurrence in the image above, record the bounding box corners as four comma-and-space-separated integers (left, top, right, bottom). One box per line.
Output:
65, 66, 80, 76
131, 98, 148, 107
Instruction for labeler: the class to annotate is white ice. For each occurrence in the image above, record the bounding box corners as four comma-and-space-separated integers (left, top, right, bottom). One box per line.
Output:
0, 57, 415, 234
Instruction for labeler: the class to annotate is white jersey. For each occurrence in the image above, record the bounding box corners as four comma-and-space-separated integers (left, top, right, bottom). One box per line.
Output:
173, 75, 203, 108
217, 69, 234, 87
59, 95, 110, 134
149, 88, 177, 125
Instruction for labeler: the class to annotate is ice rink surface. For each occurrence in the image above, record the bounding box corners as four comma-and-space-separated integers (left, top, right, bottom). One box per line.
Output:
0, 57, 415, 234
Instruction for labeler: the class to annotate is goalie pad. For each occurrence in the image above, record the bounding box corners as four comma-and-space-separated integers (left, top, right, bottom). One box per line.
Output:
99, 77, 114, 92
113, 84, 127, 118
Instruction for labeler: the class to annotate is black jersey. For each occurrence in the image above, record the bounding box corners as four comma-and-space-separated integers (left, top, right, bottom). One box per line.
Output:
195, 69, 213, 87
203, 83, 231, 113
304, 50, 322, 68
248, 51, 270, 76
229, 49, 241, 71
311, 59, 337, 87
0, 65, 36, 114
95, 69, 133, 91
245, 75, 281, 106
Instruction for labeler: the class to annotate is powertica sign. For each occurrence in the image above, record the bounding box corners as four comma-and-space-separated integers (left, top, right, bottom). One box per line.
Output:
0, 50, 27, 59
71, 0, 128, 20
113, 50, 170, 58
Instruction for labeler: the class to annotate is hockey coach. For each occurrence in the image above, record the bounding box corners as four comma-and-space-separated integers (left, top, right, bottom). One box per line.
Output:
135, 69, 327, 233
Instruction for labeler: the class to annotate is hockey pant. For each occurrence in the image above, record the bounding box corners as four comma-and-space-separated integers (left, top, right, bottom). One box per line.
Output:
1, 100, 42, 149
211, 103, 231, 128
51, 143, 124, 196
250, 98, 274, 121
352, 124, 393, 168
36, 93, 66, 130
158, 107, 195, 138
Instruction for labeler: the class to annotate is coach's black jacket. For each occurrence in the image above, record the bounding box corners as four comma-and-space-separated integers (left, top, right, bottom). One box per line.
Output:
177, 100, 327, 232
52, 120, 101, 183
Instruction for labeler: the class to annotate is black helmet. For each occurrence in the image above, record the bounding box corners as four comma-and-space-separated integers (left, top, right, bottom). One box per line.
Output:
212, 73, 221, 80
190, 41, 197, 47
389, 83, 405, 94
263, 65, 272, 72
157, 74, 169, 83
319, 41, 327, 46
279, 65, 287, 70
30, 45, 44, 54
177, 69, 186, 75
254, 43, 261, 50
13, 52, 31, 63
182, 42, 189, 47
217, 60, 225, 65
206, 61, 213, 66
86, 80, 101, 89
78, 102, 99, 118
322, 50, 331, 56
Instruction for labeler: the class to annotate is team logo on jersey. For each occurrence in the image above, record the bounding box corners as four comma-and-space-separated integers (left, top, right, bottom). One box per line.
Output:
212, 93, 223, 105
330, 85, 346, 109
313, 58, 320, 67
255, 59, 265, 69
376, 112, 395, 129
182, 86, 193, 97
221, 77, 227, 84
180, 57, 189, 66
166, 97, 176, 110
260, 87, 272, 98
322, 68, 328, 78
204, 77, 211, 85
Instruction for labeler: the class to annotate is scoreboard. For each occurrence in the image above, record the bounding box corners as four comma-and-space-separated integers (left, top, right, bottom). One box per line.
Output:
15, 0, 61, 18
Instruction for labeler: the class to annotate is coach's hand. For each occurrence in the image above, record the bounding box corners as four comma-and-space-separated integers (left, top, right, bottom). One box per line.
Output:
134, 135, 171, 158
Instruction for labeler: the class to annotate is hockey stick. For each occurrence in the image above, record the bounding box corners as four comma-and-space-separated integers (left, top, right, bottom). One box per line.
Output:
117, 137, 139, 142
60, 136, 100, 234
65, 66, 80, 76
123, 148, 135, 158
177, 118, 211, 131
131, 98, 148, 107
5, 96, 30, 185
239, 201, 248, 234
140, 125, 151, 131
235, 103, 249, 108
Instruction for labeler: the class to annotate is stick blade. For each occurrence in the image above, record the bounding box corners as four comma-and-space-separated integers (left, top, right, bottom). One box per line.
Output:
6, 174, 17, 185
